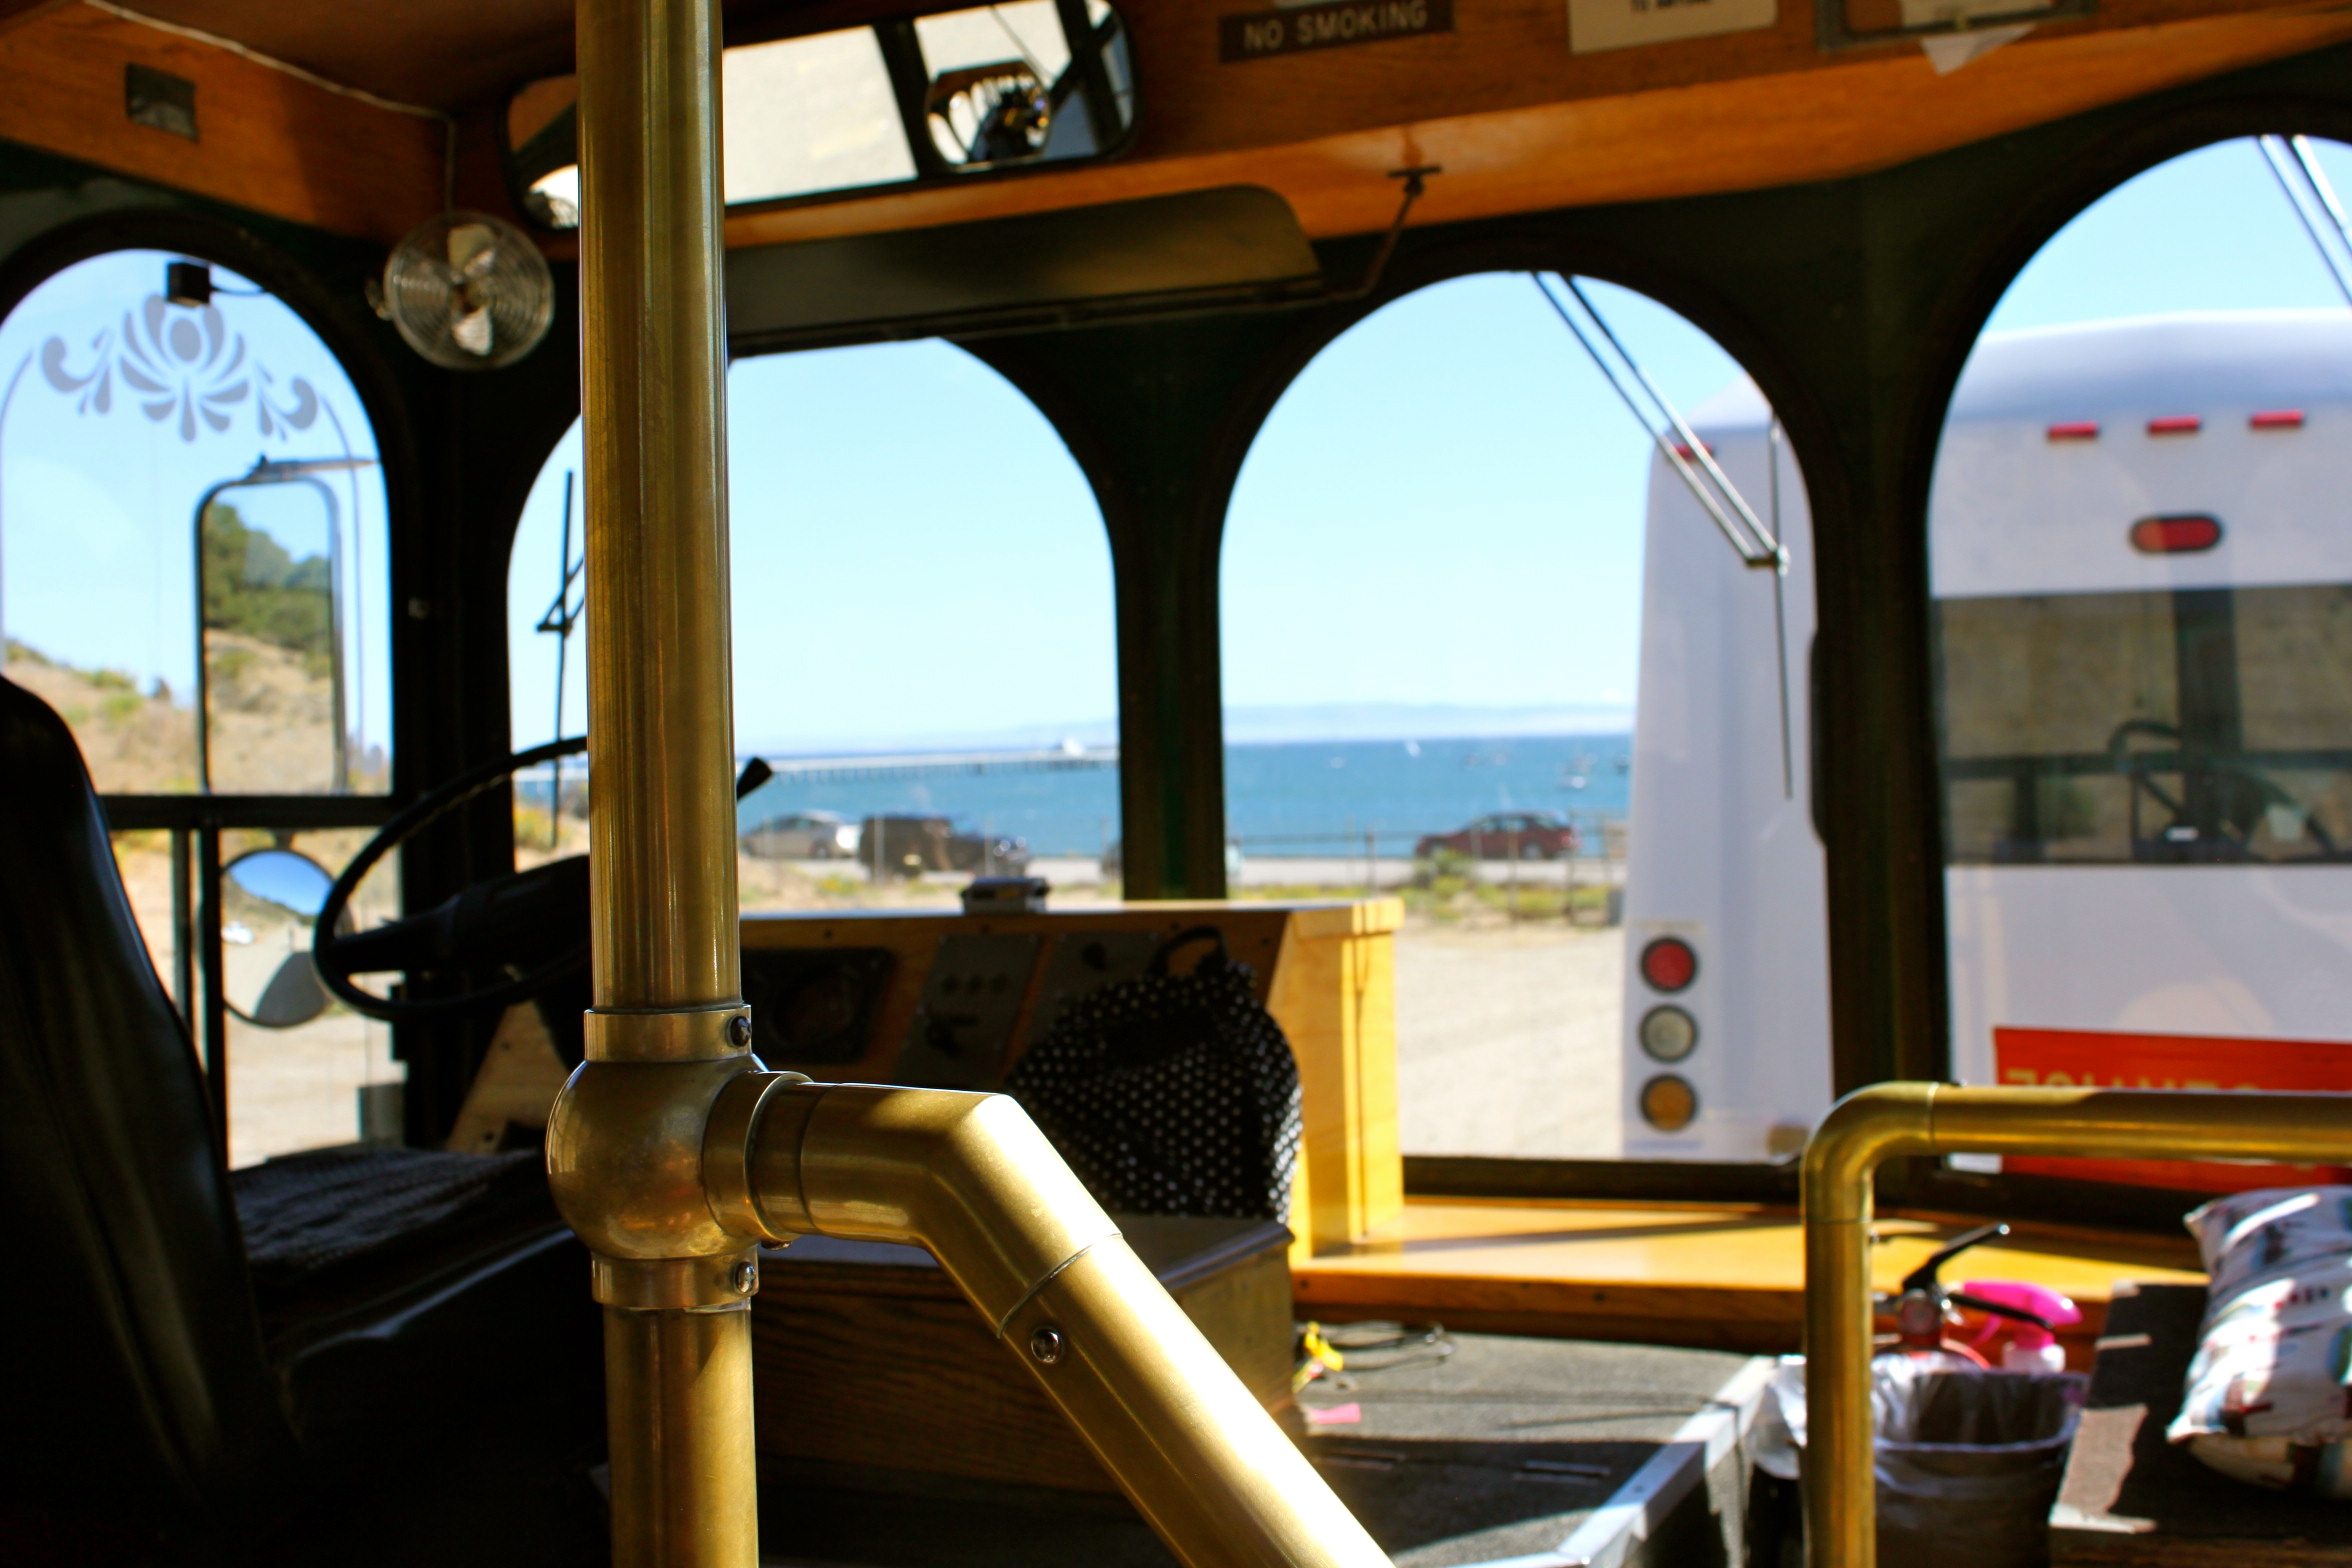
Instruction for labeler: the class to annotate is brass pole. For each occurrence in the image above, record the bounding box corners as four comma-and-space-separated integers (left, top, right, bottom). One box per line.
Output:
1802, 1084, 2352, 1568
562, 0, 755, 1562
578, 0, 738, 1008
707, 1078, 1396, 1568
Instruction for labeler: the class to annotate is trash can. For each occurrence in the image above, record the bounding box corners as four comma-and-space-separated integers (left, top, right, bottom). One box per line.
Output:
1752, 1357, 2087, 1568
1874, 1365, 2087, 1568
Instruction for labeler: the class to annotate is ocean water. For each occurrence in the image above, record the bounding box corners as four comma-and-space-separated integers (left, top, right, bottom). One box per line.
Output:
733, 733, 1632, 858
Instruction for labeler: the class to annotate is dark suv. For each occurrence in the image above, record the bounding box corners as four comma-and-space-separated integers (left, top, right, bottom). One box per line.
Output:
859, 815, 1030, 878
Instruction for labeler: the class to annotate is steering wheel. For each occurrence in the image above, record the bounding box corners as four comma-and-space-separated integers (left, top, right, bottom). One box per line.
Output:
2105, 718, 2336, 860
313, 736, 589, 1023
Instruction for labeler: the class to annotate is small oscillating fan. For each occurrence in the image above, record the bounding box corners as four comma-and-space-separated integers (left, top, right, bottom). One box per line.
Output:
374, 211, 554, 371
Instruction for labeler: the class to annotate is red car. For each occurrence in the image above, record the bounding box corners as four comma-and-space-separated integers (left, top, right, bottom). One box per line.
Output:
1416, 812, 1581, 860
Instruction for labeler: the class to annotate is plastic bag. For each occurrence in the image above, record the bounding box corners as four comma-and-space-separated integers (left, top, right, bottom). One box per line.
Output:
1754, 1355, 2087, 1568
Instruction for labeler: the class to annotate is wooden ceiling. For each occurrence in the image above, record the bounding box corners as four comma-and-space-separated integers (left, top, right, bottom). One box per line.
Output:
0, 0, 2342, 252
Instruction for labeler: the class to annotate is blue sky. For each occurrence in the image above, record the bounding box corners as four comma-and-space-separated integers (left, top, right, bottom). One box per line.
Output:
0, 143, 2340, 765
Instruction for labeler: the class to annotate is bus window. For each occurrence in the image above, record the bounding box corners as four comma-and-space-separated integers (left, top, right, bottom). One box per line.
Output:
0, 248, 399, 1165
508, 340, 1115, 911
1940, 584, 2352, 865
1931, 138, 2352, 1190
1222, 273, 1829, 1165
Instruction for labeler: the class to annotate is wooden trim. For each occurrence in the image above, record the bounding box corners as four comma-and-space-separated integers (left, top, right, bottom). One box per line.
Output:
0, 5, 443, 245
0, 0, 72, 36
716, 3, 2352, 249
1293, 1196, 2203, 1357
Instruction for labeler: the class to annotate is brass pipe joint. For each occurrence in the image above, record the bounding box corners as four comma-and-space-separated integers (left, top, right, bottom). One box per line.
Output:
546, 1007, 765, 1312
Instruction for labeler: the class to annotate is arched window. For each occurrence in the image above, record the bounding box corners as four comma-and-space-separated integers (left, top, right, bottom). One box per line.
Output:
1224, 272, 1826, 1165
0, 250, 389, 793
1930, 137, 2352, 1191
508, 339, 1115, 908
0, 247, 398, 1167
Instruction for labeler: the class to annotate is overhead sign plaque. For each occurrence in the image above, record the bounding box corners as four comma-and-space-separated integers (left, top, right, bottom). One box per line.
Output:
1567, 0, 1775, 53
1220, 0, 1455, 61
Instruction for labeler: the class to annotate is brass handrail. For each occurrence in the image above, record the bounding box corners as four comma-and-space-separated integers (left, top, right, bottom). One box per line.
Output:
1802, 1084, 2352, 1568
551, 1072, 1396, 1568
712, 1077, 1393, 1568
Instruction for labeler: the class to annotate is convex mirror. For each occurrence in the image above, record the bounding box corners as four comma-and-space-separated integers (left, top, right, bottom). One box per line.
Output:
220, 847, 340, 1028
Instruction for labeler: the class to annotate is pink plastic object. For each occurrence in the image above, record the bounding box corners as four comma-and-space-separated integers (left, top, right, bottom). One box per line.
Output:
1958, 1281, 2082, 1372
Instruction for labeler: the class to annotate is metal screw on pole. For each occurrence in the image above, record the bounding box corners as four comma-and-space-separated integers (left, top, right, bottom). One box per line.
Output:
727, 1013, 753, 1049
1029, 1324, 1066, 1365
731, 1259, 758, 1296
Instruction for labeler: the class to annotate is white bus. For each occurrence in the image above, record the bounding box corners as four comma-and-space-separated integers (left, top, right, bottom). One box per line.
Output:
1620, 310, 2352, 1179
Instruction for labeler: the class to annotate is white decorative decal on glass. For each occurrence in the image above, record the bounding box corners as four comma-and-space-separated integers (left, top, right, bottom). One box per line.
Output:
35, 295, 321, 442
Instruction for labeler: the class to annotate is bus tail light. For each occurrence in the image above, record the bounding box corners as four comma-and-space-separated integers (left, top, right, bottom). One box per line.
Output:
1639, 1074, 1698, 1132
1638, 1004, 1698, 1062
2045, 422, 2099, 441
1639, 936, 1698, 992
2251, 409, 2305, 429
2129, 515, 2223, 555
2146, 415, 2202, 435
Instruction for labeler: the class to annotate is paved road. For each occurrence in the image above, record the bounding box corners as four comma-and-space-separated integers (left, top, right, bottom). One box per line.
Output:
1394, 924, 1626, 1160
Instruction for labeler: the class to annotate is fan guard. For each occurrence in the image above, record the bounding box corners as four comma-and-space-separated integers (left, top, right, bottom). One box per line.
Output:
379, 211, 554, 371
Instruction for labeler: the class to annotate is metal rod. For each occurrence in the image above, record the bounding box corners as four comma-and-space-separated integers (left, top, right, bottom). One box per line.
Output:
709, 1080, 1395, 1568
1528, 274, 1772, 565
170, 824, 194, 1023
549, 469, 578, 849
2290, 135, 2352, 257
568, 0, 754, 1560
1769, 419, 1793, 801
1802, 1084, 2352, 1568
1559, 274, 1779, 559
195, 820, 227, 1154
2259, 135, 2352, 310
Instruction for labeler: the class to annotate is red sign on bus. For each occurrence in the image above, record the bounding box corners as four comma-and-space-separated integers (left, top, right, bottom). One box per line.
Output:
1994, 1026, 2352, 1192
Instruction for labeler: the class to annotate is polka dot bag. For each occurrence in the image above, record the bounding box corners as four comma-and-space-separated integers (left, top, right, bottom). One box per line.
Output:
1008, 926, 1301, 1222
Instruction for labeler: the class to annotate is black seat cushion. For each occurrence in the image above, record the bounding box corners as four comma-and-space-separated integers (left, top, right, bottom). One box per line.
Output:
231, 1146, 596, 1477
235, 1146, 554, 1302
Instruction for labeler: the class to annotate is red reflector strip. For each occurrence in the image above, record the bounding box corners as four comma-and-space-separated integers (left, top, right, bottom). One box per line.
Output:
1671, 442, 1715, 460
2045, 421, 2099, 441
2146, 415, 2201, 435
2129, 514, 2223, 554
2251, 409, 2305, 429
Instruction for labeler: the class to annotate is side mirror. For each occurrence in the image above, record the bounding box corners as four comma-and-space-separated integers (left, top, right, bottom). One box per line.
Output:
221, 847, 338, 1028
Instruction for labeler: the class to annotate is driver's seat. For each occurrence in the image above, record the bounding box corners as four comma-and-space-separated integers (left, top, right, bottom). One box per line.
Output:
0, 674, 604, 1565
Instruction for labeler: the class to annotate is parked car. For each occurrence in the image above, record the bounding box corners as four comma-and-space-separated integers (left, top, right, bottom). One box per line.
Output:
860, 815, 1030, 878
740, 810, 859, 860
1416, 811, 1581, 860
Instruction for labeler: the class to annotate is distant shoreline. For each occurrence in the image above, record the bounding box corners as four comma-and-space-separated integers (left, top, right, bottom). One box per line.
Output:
731, 704, 1635, 758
